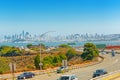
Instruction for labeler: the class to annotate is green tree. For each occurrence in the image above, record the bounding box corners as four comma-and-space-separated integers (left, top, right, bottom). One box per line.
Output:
0, 46, 11, 55
0, 46, 22, 56
53, 55, 61, 63
59, 44, 71, 48
27, 44, 32, 48
42, 56, 54, 69
34, 54, 40, 69
59, 54, 67, 61
81, 43, 99, 60
66, 49, 76, 60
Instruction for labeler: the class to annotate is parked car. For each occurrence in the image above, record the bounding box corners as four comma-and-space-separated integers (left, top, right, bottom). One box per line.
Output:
57, 74, 78, 80
17, 72, 35, 79
57, 66, 69, 73
93, 69, 108, 78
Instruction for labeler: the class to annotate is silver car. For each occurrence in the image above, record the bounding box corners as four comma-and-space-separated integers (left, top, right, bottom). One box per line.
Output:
57, 66, 69, 73
57, 74, 78, 80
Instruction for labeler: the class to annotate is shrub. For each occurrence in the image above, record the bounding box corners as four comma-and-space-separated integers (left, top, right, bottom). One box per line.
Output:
81, 43, 99, 60
0, 69, 3, 74
59, 44, 71, 48
27, 44, 33, 48
34, 54, 40, 70
66, 49, 76, 60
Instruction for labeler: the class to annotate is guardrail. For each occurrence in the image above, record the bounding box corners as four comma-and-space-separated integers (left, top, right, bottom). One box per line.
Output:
90, 70, 120, 80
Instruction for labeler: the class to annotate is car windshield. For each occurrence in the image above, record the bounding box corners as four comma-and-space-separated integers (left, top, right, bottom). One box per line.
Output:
19, 73, 25, 77
60, 76, 69, 80
23, 72, 28, 74
59, 66, 64, 69
96, 70, 103, 73
22, 72, 31, 75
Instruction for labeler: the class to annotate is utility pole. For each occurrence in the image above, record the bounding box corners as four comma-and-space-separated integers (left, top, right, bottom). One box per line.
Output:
9, 62, 16, 80
39, 31, 55, 70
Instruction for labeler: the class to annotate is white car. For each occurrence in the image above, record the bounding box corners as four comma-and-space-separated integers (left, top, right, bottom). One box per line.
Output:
57, 74, 78, 80
57, 66, 69, 73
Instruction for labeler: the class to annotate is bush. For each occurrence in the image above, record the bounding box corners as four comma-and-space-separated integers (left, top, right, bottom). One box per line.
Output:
53, 55, 61, 63
0, 46, 22, 56
34, 54, 40, 70
59, 54, 67, 61
0, 69, 3, 74
0, 57, 10, 74
27, 44, 33, 48
66, 49, 76, 60
42, 54, 67, 69
59, 44, 71, 48
81, 43, 99, 60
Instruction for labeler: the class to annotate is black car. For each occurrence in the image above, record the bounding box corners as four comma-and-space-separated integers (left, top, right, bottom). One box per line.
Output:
93, 69, 108, 78
17, 72, 35, 79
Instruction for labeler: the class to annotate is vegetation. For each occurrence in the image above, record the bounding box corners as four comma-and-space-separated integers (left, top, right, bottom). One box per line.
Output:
66, 49, 76, 60
0, 43, 100, 73
0, 57, 9, 74
81, 43, 99, 60
0, 46, 22, 56
59, 44, 72, 48
27, 43, 46, 52
34, 54, 40, 70
42, 54, 67, 69
27, 44, 33, 48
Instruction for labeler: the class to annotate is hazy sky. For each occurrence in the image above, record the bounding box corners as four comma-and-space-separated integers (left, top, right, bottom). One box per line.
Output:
0, 0, 120, 35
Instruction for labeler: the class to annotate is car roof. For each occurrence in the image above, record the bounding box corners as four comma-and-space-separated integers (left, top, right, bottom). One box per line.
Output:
61, 74, 76, 77
23, 72, 33, 74
96, 69, 106, 71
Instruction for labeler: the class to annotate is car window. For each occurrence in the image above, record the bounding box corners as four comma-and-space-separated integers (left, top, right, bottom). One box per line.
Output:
28, 72, 32, 74
96, 70, 102, 73
23, 72, 30, 75
23, 73, 28, 75
61, 66, 64, 69
60, 76, 69, 80
71, 75, 76, 79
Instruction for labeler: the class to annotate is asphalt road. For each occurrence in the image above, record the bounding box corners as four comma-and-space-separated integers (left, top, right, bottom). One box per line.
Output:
23, 53, 120, 80
4, 53, 120, 80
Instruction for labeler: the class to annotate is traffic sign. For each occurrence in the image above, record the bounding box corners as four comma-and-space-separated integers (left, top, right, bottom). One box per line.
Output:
62, 60, 67, 67
39, 63, 43, 66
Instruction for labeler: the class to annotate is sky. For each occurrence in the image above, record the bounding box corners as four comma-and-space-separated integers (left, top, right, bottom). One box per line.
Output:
0, 0, 120, 35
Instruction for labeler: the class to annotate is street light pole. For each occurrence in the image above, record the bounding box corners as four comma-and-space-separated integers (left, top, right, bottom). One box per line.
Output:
39, 31, 55, 70
40, 40, 42, 70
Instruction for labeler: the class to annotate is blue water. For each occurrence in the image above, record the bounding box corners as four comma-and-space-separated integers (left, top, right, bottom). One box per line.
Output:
0, 41, 120, 47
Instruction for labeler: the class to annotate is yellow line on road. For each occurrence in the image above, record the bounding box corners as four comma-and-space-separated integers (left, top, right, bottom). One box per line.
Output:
103, 73, 120, 80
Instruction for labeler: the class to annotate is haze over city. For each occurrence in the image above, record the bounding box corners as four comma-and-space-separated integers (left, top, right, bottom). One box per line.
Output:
0, 0, 120, 35
1, 1, 120, 80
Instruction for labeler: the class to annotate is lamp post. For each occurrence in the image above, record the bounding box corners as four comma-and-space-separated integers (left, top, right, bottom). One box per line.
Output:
39, 31, 55, 70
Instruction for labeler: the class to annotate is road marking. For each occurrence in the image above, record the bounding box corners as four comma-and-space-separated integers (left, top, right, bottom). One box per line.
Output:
115, 59, 118, 63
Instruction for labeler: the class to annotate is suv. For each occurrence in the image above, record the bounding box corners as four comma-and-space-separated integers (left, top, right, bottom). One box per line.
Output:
57, 74, 78, 80
93, 69, 108, 78
57, 66, 69, 73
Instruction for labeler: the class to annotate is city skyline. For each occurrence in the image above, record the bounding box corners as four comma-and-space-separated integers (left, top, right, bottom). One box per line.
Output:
2, 30, 120, 42
0, 0, 120, 35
